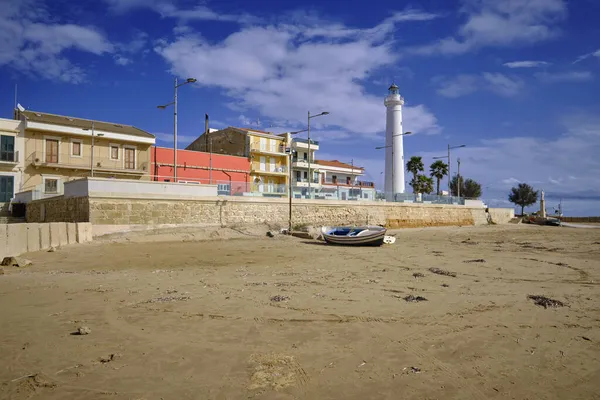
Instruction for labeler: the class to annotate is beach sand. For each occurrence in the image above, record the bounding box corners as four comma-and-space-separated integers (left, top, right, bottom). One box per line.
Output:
1, 224, 599, 399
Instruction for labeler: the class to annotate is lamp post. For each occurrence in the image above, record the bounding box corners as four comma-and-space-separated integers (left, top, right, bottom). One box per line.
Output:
433, 144, 466, 195
307, 111, 329, 199
157, 77, 196, 182
457, 158, 461, 198
375, 131, 412, 201
84, 122, 104, 177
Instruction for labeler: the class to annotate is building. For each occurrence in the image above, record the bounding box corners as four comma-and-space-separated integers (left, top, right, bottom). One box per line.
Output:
316, 160, 376, 201
290, 137, 320, 198
14, 108, 155, 199
384, 83, 406, 201
151, 146, 250, 195
0, 118, 24, 202
186, 127, 290, 197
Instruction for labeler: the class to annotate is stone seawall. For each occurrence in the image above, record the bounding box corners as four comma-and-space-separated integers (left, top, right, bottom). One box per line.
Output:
26, 196, 514, 228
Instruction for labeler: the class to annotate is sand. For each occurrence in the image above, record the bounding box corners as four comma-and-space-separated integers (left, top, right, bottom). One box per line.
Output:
0, 224, 599, 399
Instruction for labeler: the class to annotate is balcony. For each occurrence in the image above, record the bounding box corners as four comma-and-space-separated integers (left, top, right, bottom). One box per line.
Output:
250, 183, 287, 195
249, 143, 287, 155
29, 151, 148, 175
321, 180, 375, 188
292, 178, 321, 188
251, 164, 288, 176
292, 138, 319, 150
291, 158, 319, 169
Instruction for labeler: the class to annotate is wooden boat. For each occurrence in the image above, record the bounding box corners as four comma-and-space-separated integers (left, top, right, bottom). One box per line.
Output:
321, 226, 387, 246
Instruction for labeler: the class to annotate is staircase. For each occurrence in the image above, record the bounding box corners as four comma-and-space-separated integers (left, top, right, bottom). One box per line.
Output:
0, 202, 25, 224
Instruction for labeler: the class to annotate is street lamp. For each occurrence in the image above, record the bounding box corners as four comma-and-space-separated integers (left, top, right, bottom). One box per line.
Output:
375, 131, 412, 201
433, 144, 466, 194
287, 128, 309, 234
157, 77, 197, 182
307, 111, 329, 199
84, 122, 104, 177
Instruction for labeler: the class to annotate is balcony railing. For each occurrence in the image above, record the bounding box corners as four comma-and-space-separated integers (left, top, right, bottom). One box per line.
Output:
249, 143, 286, 154
28, 151, 147, 173
321, 180, 374, 187
293, 178, 319, 184
293, 138, 319, 145
251, 165, 288, 174
0, 151, 18, 163
251, 183, 287, 194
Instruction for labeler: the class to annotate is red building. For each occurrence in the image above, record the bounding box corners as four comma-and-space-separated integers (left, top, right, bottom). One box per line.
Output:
151, 146, 251, 195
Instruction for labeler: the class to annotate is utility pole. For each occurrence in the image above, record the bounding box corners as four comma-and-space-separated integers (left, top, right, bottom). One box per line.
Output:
209, 138, 213, 184
91, 121, 95, 177
457, 158, 461, 198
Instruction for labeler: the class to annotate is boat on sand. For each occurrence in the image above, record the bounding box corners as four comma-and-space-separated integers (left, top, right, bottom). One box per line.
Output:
321, 226, 387, 246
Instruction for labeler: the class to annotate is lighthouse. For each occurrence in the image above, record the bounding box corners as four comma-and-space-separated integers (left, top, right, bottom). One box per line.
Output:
384, 83, 405, 201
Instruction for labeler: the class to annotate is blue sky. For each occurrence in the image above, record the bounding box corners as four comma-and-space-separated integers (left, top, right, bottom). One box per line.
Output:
1, 0, 599, 215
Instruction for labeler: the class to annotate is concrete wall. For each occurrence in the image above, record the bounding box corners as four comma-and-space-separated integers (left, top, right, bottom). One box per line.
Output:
0, 222, 93, 258
64, 177, 218, 199
487, 207, 515, 224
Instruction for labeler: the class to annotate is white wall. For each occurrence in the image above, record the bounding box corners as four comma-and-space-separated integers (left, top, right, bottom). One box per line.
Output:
64, 177, 218, 199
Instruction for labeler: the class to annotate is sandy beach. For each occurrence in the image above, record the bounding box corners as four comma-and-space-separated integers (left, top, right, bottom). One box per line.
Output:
1, 224, 599, 400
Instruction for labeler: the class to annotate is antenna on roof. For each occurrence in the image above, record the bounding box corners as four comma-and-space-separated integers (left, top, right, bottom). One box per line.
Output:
14, 83, 17, 110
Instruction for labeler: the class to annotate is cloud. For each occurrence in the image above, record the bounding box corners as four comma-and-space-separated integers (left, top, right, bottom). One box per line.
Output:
114, 55, 132, 66
503, 61, 550, 68
534, 71, 593, 83
413, 0, 567, 55
153, 132, 197, 147
433, 73, 523, 97
573, 49, 600, 64
0, 0, 113, 83
155, 13, 441, 138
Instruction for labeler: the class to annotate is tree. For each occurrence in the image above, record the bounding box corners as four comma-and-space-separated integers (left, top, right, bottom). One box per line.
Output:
406, 156, 424, 193
450, 175, 482, 198
508, 183, 539, 215
429, 160, 449, 195
410, 174, 434, 194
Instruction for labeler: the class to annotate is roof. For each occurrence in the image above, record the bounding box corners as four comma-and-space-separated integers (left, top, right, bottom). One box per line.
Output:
316, 160, 364, 171
19, 110, 154, 138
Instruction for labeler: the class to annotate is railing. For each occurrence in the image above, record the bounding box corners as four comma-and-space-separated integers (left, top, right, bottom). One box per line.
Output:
293, 138, 319, 145
292, 178, 319, 184
251, 164, 288, 174
28, 151, 147, 172
391, 193, 465, 204
251, 183, 287, 194
0, 151, 18, 163
249, 143, 286, 153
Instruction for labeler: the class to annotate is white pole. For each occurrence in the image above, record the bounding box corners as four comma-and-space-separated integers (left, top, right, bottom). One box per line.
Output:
307, 111, 311, 199
174, 77, 178, 182
91, 121, 95, 178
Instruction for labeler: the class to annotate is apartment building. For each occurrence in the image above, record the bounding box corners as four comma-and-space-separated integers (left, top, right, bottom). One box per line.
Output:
0, 118, 24, 202
186, 127, 290, 197
290, 137, 320, 198
15, 109, 155, 199
316, 160, 376, 201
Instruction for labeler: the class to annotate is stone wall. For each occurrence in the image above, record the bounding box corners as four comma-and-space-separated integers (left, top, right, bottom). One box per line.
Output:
25, 195, 515, 229
487, 207, 515, 224
26, 196, 89, 223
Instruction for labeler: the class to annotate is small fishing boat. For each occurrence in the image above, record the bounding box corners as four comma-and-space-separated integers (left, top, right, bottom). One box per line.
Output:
321, 226, 387, 246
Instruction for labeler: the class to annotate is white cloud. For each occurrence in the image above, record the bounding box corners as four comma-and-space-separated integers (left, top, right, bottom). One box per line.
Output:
503, 61, 550, 68
114, 55, 131, 66
413, 0, 567, 55
573, 49, 600, 64
534, 71, 593, 83
0, 0, 113, 83
433, 73, 523, 97
155, 13, 441, 138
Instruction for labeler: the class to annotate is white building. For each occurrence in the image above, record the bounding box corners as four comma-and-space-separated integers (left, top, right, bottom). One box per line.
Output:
290, 137, 320, 198
316, 160, 375, 201
384, 83, 405, 201
0, 117, 25, 202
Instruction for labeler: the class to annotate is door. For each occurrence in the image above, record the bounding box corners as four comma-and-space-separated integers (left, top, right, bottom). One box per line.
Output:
341, 191, 347, 200
258, 178, 264, 193
0, 176, 14, 202
259, 156, 266, 171
269, 139, 276, 152
260, 138, 267, 151
45, 139, 59, 163
270, 157, 276, 172
268, 179, 274, 193
124, 148, 135, 169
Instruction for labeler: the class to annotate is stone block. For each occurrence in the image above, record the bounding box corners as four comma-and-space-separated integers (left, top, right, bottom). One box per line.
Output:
76, 223, 93, 243
7, 224, 28, 256
66, 223, 77, 244
58, 223, 68, 246
39, 224, 50, 250
49, 223, 68, 247
26, 223, 41, 253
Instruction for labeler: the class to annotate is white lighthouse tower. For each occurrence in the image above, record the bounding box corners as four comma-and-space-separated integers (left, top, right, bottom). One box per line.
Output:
384, 83, 405, 201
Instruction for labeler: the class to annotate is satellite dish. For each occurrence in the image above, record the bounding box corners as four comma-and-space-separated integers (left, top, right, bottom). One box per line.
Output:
17, 103, 25, 112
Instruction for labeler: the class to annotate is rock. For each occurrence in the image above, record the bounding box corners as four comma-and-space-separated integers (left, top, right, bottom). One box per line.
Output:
48, 246, 57, 252
77, 326, 92, 335
1, 257, 32, 268
99, 353, 122, 363
266, 231, 275, 238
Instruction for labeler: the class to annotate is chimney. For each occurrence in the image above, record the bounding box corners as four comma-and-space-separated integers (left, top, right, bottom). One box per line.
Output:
205, 113, 209, 150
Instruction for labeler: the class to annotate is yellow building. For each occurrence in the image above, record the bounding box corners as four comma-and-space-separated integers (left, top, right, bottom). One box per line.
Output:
15, 109, 155, 198
186, 127, 290, 197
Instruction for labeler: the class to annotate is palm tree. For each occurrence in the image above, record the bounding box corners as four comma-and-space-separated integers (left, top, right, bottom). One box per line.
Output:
429, 160, 448, 195
411, 174, 434, 194
406, 156, 424, 193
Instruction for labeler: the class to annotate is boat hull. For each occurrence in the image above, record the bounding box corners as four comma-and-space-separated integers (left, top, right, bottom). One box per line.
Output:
321, 226, 387, 246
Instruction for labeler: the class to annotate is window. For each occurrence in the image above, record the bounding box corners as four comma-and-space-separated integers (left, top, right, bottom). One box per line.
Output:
0, 135, 15, 162
303, 152, 307, 161
124, 147, 135, 169
0, 176, 14, 202
217, 183, 231, 195
332, 175, 337, 184
346, 177, 351, 185
295, 171, 301, 181
110, 145, 119, 160
45, 139, 59, 163
303, 171, 308, 179
44, 178, 58, 194
71, 140, 82, 157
